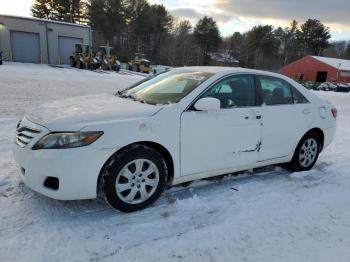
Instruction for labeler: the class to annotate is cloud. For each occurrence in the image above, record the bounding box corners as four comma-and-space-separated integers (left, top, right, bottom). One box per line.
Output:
163, 0, 350, 39
170, 7, 233, 24
215, 0, 350, 25
170, 8, 203, 21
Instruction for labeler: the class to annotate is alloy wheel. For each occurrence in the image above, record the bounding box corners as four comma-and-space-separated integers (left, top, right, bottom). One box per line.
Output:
298, 138, 318, 168
115, 159, 160, 204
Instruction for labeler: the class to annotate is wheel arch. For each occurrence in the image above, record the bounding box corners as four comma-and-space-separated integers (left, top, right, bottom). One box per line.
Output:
97, 141, 175, 196
299, 127, 325, 152
286, 127, 325, 172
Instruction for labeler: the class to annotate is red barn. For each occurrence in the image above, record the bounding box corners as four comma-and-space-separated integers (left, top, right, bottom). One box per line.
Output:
280, 56, 350, 83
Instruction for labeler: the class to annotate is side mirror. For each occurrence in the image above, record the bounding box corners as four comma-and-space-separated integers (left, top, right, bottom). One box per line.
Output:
194, 97, 221, 111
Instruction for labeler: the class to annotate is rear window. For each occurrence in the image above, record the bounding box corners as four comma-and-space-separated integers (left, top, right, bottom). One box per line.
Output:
258, 76, 293, 105
291, 86, 309, 104
258, 76, 309, 105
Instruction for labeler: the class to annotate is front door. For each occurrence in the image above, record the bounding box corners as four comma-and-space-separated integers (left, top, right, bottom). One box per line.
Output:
180, 74, 262, 176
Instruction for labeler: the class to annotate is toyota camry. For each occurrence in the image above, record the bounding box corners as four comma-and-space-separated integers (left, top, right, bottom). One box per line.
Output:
14, 67, 337, 212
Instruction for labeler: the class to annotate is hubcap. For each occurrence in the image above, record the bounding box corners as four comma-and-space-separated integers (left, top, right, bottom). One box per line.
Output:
115, 159, 160, 204
299, 138, 318, 168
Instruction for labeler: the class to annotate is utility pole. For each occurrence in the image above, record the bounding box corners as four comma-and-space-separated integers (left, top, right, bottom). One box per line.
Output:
337, 63, 342, 82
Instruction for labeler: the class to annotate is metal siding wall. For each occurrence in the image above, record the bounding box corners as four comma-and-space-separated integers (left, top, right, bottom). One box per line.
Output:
48, 22, 90, 65
10, 31, 40, 63
0, 15, 91, 65
58, 36, 83, 64
0, 16, 48, 63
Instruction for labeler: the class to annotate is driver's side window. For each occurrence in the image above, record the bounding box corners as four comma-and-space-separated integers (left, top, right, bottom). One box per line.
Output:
202, 74, 255, 109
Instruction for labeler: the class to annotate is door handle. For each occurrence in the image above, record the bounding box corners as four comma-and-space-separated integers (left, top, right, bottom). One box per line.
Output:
302, 108, 311, 115
251, 109, 262, 120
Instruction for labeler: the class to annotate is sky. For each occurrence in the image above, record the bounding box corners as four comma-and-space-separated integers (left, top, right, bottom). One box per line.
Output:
1, 0, 350, 40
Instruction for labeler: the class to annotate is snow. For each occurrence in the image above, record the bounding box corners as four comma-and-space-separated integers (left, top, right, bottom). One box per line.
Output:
27, 93, 160, 131
312, 56, 350, 71
1, 63, 350, 261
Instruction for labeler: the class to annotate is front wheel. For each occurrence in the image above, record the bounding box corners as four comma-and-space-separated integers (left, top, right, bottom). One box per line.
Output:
286, 132, 321, 172
101, 145, 168, 212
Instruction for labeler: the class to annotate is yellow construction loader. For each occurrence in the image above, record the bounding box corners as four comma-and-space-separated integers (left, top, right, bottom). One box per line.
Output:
69, 44, 97, 69
95, 46, 120, 71
128, 53, 151, 74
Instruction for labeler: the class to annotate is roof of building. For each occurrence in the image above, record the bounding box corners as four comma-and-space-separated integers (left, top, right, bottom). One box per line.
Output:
0, 14, 90, 28
312, 56, 350, 71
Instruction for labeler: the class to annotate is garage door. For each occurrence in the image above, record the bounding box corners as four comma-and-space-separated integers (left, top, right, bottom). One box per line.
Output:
58, 36, 83, 64
10, 31, 40, 63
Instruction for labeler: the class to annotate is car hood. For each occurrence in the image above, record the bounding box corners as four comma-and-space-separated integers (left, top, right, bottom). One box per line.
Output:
26, 93, 163, 131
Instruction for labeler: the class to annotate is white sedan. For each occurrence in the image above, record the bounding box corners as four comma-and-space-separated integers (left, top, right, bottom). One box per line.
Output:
14, 67, 337, 212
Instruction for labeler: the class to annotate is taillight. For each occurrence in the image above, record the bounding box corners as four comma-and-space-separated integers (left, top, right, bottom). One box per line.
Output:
331, 107, 337, 118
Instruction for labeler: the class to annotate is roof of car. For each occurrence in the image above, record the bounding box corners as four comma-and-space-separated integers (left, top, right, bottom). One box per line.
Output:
177, 66, 284, 77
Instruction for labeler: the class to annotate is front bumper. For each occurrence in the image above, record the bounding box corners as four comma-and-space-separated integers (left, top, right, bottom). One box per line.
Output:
14, 118, 115, 200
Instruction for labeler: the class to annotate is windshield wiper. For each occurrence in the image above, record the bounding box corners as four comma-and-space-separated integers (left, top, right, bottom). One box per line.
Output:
116, 91, 133, 99
116, 91, 148, 104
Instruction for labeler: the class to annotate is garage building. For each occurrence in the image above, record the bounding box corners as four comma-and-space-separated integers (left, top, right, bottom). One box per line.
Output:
280, 55, 350, 83
0, 14, 91, 64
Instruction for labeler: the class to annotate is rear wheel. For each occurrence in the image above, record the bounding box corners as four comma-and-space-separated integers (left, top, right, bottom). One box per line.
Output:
101, 145, 168, 212
286, 132, 320, 172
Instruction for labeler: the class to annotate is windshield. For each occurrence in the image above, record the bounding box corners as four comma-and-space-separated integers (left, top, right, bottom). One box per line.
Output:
118, 69, 214, 105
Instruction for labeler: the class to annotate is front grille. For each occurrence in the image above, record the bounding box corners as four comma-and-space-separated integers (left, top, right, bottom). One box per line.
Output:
16, 126, 41, 148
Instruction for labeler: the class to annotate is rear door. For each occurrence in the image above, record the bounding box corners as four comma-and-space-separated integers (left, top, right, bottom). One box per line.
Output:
257, 75, 313, 162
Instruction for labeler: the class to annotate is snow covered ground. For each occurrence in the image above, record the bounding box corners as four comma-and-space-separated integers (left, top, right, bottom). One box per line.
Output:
1, 63, 350, 262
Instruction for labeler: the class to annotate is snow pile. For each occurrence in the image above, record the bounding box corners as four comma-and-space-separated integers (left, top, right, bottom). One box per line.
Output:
1, 63, 350, 261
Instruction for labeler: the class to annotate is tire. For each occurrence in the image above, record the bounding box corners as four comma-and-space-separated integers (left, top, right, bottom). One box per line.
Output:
101, 145, 168, 212
286, 132, 321, 172
102, 63, 109, 71
70, 57, 76, 67
77, 60, 85, 69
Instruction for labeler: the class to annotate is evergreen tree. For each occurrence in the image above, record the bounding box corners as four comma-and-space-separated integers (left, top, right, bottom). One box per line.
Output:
346, 43, 350, 59
245, 25, 280, 69
32, 0, 88, 24
31, 0, 54, 20
194, 16, 221, 63
227, 32, 247, 66
89, 0, 125, 42
299, 19, 331, 56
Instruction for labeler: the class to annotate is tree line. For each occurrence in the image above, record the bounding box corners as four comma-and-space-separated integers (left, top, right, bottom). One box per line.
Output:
32, 0, 350, 69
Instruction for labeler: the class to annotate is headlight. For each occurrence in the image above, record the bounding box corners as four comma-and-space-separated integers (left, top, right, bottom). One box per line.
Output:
32, 131, 103, 150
